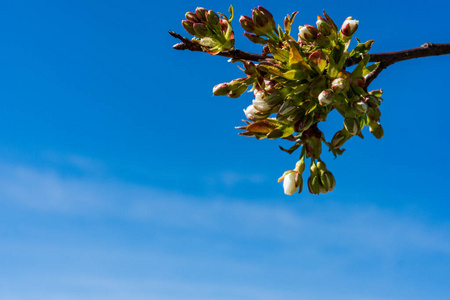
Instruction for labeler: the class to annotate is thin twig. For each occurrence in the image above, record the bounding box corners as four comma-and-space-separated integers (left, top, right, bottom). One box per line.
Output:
355, 43, 450, 85
169, 31, 270, 61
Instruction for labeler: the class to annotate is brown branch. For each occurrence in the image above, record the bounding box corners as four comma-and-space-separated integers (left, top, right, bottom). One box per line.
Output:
365, 43, 450, 85
170, 31, 450, 86
347, 43, 450, 67
169, 31, 270, 61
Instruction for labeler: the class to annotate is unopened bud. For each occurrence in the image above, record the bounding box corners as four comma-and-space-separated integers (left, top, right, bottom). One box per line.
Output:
182, 20, 197, 36
257, 6, 276, 30
265, 92, 284, 106
331, 78, 347, 92
353, 100, 368, 115
344, 118, 360, 136
228, 79, 245, 90
341, 17, 359, 37
287, 108, 304, 123
243, 61, 257, 76
278, 100, 296, 116
295, 159, 306, 173
308, 175, 320, 194
298, 25, 318, 42
321, 171, 335, 192
193, 23, 210, 38
330, 130, 348, 149
295, 114, 314, 132
228, 84, 248, 98
243, 32, 267, 45
206, 10, 220, 27
364, 95, 381, 108
319, 172, 330, 191
195, 7, 208, 22
252, 8, 269, 28
213, 83, 230, 96
318, 89, 334, 106
316, 16, 332, 36
185, 12, 200, 23
316, 160, 327, 172
240, 15, 256, 33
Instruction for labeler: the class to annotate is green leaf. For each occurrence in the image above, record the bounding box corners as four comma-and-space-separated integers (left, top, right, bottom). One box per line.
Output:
349, 40, 374, 58
327, 55, 339, 78
279, 141, 302, 154
351, 54, 370, 78
292, 83, 309, 94
258, 64, 284, 77
228, 5, 234, 22
266, 128, 284, 139
323, 139, 346, 158
268, 43, 290, 63
278, 24, 284, 39
288, 42, 312, 72
282, 69, 307, 80
284, 11, 298, 36
363, 62, 380, 76
350, 82, 367, 97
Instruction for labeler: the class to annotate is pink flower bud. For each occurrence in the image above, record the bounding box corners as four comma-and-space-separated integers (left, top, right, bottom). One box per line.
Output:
316, 16, 332, 36
195, 7, 208, 22
193, 23, 210, 38
182, 20, 196, 36
239, 15, 256, 33
318, 89, 334, 106
243, 32, 267, 45
185, 12, 200, 23
206, 10, 220, 28
331, 78, 346, 92
212, 83, 230, 96
298, 25, 318, 43
341, 17, 359, 37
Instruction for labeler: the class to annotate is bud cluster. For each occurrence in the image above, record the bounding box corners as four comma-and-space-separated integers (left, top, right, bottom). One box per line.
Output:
180, 7, 384, 195
307, 160, 336, 194
182, 6, 235, 54
239, 6, 279, 43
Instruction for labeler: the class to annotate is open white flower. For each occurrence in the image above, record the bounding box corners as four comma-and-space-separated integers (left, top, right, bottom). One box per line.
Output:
252, 91, 271, 112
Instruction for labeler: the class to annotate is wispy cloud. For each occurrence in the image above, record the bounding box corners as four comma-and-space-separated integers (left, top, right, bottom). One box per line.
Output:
0, 161, 449, 300
202, 170, 267, 187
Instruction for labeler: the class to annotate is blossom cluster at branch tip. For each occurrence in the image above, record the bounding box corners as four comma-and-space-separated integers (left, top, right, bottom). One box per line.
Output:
181, 6, 235, 54
181, 6, 384, 195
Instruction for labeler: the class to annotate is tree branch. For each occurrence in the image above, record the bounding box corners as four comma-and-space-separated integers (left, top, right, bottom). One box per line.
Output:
357, 43, 450, 85
170, 31, 450, 86
169, 31, 270, 61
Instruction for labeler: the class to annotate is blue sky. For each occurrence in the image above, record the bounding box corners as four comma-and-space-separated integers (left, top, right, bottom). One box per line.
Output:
0, 0, 449, 299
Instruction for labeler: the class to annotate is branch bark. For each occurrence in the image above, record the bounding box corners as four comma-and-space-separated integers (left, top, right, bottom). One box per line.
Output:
170, 31, 450, 86
169, 31, 269, 61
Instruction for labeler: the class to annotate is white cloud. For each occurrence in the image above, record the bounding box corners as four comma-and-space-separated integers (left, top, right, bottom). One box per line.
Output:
0, 161, 449, 300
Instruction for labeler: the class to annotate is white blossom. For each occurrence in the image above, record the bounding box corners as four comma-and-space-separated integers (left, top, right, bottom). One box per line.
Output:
283, 172, 298, 195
